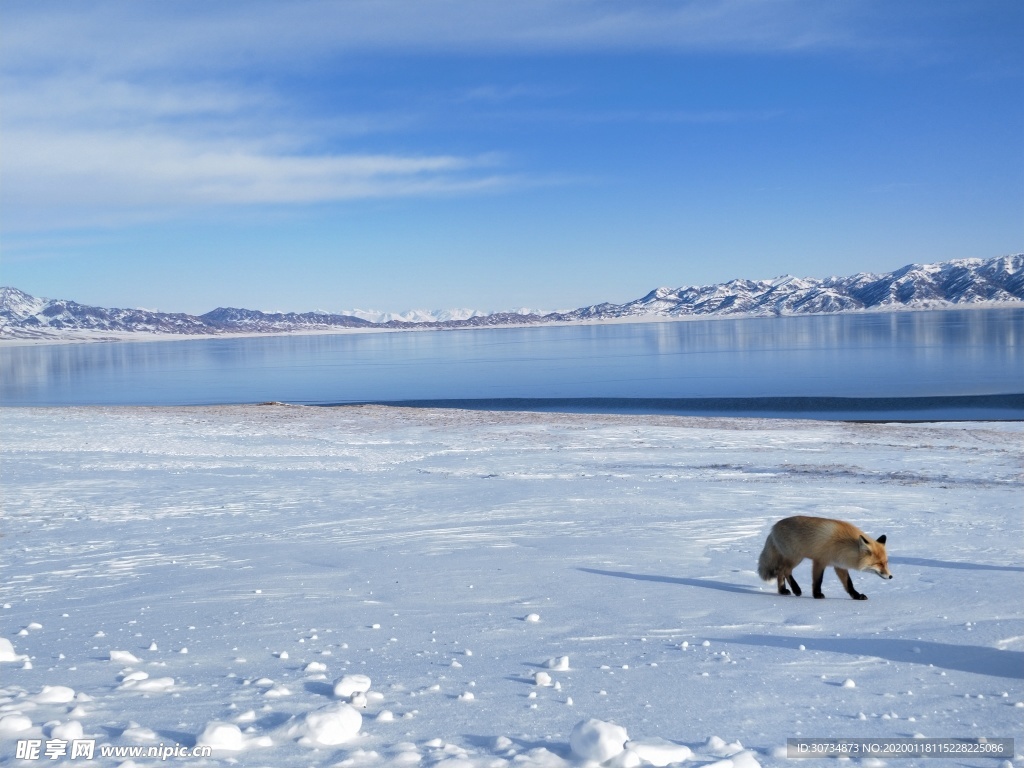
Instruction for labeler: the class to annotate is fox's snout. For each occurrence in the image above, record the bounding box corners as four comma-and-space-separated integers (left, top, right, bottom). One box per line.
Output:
864, 562, 892, 580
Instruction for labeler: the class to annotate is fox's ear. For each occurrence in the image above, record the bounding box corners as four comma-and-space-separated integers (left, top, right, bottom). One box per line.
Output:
858, 534, 870, 548
876, 534, 887, 545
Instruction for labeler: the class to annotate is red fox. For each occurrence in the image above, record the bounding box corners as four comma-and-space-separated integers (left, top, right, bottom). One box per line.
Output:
757, 516, 892, 600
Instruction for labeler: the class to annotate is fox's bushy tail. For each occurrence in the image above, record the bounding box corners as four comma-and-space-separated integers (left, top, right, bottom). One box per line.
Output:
757, 533, 782, 581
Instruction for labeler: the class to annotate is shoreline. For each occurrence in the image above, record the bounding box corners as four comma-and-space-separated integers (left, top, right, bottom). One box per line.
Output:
3, 396, 1022, 423
1, 301, 1019, 347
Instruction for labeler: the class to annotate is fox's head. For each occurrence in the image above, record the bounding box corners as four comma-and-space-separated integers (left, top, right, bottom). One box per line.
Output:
858, 534, 892, 580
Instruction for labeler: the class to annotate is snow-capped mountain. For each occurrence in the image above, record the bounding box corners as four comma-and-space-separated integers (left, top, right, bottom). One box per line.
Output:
0, 289, 546, 340
552, 254, 1023, 321
0, 287, 214, 337
0, 288, 375, 340
339, 307, 554, 323
197, 307, 375, 332
340, 308, 491, 324
2, 254, 1021, 341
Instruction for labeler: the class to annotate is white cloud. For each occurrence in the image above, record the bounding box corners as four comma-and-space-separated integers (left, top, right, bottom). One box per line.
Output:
0, 0, 906, 230
1, 125, 512, 223
1, 4, 532, 228
2, 1, 869, 69
0, 75, 264, 125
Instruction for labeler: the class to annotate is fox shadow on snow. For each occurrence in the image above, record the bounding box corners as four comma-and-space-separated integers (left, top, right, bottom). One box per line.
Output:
578, 567, 763, 596
579, 568, 1023, 680
721, 635, 1023, 680
889, 555, 1024, 573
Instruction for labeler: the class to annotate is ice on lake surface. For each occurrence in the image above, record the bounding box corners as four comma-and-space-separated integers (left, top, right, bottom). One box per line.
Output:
1, 405, 1022, 766
2, 309, 1022, 420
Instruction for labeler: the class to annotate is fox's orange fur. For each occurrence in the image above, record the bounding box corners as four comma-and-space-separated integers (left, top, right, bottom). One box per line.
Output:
757, 516, 892, 600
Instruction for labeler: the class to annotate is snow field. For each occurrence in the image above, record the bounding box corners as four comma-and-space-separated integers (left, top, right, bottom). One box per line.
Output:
1, 405, 1022, 767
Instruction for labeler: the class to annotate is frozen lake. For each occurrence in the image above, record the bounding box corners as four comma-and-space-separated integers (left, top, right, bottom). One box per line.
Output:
1, 309, 1022, 419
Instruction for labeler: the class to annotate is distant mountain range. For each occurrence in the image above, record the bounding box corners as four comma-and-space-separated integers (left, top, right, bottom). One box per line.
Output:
2, 254, 1021, 341
557, 253, 1023, 322
339, 307, 548, 323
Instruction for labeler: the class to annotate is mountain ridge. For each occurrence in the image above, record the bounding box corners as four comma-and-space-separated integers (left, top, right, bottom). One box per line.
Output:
3, 254, 1021, 341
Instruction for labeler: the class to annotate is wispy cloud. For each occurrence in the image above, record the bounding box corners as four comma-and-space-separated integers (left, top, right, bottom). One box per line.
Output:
0, 14, 520, 229
2, 124, 514, 227
0, 0, 935, 231
2, 1, 880, 73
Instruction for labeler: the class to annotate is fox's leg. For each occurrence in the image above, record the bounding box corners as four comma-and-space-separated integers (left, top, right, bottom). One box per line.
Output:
777, 559, 801, 596
834, 567, 866, 600
812, 561, 827, 598
786, 574, 802, 596
776, 569, 791, 595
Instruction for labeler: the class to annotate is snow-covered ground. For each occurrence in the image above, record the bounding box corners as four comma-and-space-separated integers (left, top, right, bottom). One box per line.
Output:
1, 406, 1022, 767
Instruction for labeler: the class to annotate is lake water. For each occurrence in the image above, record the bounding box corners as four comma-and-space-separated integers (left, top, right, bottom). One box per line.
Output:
1, 309, 1022, 420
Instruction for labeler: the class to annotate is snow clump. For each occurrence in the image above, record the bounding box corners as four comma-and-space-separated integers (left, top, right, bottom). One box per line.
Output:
570, 718, 629, 763
196, 721, 244, 751
109, 650, 141, 664
334, 673, 372, 698
50, 721, 85, 741
290, 702, 362, 746
0, 638, 28, 663
703, 736, 762, 768
33, 685, 76, 704
0, 714, 33, 734
627, 738, 694, 766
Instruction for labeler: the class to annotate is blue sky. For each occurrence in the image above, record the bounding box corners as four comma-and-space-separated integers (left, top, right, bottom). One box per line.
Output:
1, 1, 1021, 314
